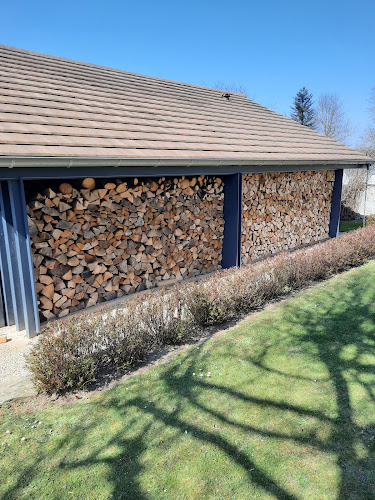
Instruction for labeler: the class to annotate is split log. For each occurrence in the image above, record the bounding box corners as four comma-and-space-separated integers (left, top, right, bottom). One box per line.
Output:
82, 178, 96, 190
59, 183, 73, 194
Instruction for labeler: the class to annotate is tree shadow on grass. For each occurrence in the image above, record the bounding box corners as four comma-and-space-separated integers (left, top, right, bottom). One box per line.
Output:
4, 269, 375, 499
243, 272, 375, 499
280, 276, 375, 499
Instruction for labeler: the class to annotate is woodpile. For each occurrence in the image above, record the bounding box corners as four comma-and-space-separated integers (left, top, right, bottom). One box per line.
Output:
241, 171, 335, 264
27, 176, 225, 321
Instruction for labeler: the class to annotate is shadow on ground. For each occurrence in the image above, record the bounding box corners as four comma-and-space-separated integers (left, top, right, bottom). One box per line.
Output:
4, 267, 375, 499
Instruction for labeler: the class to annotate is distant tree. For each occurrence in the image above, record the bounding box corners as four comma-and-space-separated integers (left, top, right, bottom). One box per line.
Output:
358, 87, 375, 159
342, 168, 367, 211
212, 81, 247, 96
358, 128, 375, 159
290, 87, 315, 128
315, 93, 351, 142
342, 87, 374, 216
370, 86, 375, 119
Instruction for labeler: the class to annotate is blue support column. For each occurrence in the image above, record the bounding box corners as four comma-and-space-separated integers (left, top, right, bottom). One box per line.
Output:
329, 169, 343, 238
0, 180, 40, 336
221, 173, 242, 268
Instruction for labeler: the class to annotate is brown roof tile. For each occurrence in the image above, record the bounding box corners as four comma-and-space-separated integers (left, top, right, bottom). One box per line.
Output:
0, 44, 372, 166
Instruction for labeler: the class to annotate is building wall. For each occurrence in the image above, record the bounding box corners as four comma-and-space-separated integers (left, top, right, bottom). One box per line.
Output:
241, 170, 335, 264
27, 175, 224, 320
343, 187, 375, 217
341, 169, 375, 218
342, 170, 375, 217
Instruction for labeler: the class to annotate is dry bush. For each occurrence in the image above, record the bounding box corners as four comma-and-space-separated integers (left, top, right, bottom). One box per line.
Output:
184, 225, 375, 326
26, 288, 193, 393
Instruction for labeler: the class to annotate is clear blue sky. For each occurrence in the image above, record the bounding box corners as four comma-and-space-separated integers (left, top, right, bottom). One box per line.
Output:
1, 0, 374, 146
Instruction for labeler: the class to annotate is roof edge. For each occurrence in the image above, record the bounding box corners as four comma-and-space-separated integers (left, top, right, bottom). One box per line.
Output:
0, 156, 372, 169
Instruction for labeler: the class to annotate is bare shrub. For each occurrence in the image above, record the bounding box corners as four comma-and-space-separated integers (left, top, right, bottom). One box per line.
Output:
27, 225, 375, 393
26, 287, 193, 393
26, 315, 102, 393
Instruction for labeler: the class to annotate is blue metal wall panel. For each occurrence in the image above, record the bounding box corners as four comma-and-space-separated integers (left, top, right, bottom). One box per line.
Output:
7, 180, 40, 336
0, 180, 40, 336
0, 183, 15, 326
0, 181, 23, 329
221, 173, 242, 268
329, 169, 343, 238
0, 267, 4, 328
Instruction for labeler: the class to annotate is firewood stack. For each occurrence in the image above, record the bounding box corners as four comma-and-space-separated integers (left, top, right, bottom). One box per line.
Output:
241, 170, 335, 264
27, 176, 225, 321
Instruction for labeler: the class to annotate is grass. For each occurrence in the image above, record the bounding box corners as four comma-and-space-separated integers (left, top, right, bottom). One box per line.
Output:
339, 220, 363, 232
2, 261, 375, 499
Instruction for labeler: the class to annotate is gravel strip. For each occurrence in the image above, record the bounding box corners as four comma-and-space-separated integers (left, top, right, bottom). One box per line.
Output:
0, 326, 38, 404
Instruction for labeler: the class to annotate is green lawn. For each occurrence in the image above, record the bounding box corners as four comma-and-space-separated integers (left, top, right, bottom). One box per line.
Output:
2, 262, 375, 499
339, 220, 363, 232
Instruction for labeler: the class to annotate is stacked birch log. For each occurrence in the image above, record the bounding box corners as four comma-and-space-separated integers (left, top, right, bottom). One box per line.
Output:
27, 176, 225, 321
241, 170, 335, 264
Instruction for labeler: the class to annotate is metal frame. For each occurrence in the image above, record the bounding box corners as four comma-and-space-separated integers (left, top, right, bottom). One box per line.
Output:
0, 162, 359, 337
0, 162, 368, 181
329, 169, 344, 238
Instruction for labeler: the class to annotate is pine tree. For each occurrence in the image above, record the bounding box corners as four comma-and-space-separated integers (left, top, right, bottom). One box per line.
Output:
290, 87, 315, 128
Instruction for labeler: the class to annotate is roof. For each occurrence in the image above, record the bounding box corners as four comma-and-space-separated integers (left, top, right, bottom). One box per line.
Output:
0, 44, 372, 168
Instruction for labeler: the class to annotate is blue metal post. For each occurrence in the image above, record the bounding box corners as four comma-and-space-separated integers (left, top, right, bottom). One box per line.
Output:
221, 173, 242, 268
329, 169, 343, 238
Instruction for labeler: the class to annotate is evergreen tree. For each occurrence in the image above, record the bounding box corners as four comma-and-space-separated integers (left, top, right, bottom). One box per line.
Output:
290, 87, 315, 128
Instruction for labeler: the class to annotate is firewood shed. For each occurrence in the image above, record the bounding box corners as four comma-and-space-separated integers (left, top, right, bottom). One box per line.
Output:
0, 45, 373, 337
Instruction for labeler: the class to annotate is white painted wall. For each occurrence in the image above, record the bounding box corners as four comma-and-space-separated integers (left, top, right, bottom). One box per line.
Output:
343, 169, 375, 216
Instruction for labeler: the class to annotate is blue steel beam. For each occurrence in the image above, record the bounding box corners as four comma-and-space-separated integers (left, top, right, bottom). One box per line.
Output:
7, 180, 40, 337
221, 173, 242, 268
0, 163, 366, 181
329, 169, 344, 238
